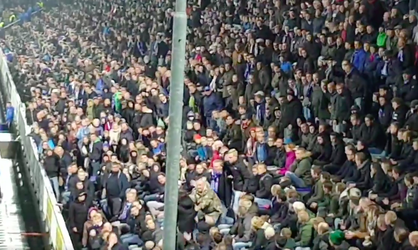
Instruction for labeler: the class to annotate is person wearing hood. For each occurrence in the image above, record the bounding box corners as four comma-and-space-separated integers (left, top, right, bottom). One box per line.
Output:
281, 89, 303, 132
286, 147, 313, 188
68, 192, 91, 247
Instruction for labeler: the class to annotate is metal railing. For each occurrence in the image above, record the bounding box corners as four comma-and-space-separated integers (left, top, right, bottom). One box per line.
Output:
0, 49, 74, 250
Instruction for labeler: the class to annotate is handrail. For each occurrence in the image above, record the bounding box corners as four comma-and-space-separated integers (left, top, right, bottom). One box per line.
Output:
0, 49, 74, 250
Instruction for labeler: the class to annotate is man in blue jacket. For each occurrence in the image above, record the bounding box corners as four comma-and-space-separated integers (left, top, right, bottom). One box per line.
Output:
202, 86, 223, 127
352, 40, 367, 73
5, 102, 14, 127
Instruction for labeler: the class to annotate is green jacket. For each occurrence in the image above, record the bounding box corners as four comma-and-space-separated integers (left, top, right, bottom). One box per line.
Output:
114, 92, 122, 113
297, 221, 313, 247
284, 238, 297, 250
307, 179, 324, 204
318, 193, 331, 209
329, 194, 341, 216
290, 153, 313, 186
376, 32, 387, 47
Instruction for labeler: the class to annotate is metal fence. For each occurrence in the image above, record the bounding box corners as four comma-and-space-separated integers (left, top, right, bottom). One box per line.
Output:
0, 49, 74, 250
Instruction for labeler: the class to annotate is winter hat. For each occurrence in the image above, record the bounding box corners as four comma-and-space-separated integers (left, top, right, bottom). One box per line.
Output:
329, 230, 345, 246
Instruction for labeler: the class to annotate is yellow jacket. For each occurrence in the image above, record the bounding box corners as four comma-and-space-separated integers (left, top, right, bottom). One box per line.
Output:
9, 15, 16, 22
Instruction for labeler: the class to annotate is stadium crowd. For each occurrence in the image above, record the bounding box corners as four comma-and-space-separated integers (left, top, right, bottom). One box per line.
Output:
3, 0, 418, 249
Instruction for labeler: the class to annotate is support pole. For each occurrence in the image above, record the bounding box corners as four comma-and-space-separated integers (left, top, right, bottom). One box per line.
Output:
162, 0, 187, 248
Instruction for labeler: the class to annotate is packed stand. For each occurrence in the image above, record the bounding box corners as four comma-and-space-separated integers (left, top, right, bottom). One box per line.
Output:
3, 0, 418, 249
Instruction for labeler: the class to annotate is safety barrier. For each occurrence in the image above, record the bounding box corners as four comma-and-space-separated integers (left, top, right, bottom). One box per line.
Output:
0, 49, 74, 250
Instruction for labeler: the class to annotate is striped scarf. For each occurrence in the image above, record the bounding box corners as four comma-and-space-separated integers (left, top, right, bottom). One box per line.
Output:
210, 172, 222, 193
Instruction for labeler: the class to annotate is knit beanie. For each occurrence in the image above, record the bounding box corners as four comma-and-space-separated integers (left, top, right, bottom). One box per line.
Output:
329, 230, 345, 246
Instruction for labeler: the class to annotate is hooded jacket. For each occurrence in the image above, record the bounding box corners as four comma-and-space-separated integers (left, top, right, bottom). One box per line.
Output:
290, 151, 313, 186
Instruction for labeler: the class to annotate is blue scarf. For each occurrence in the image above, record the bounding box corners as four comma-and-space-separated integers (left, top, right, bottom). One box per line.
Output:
244, 63, 254, 83
211, 172, 222, 193
119, 203, 131, 221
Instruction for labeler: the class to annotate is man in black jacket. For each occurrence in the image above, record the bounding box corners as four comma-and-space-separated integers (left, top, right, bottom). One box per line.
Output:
323, 133, 347, 174
375, 165, 405, 208
61, 163, 79, 205
391, 97, 408, 128
405, 100, 418, 131
281, 89, 303, 130
254, 163, 273, 209
397, 139, 418, 173
44, 149, 60, 200
360, 114, 386, 155
103, 163, 130, 220
89, 133, 103, 180
225, 149, 252, 215
343, 61, 367, 111
347, 152, 372, 193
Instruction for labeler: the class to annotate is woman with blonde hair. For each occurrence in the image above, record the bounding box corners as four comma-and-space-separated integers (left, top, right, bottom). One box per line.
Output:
312, 222, 331, 250
233, 216, 272, 250
82, 208, 107, 247
230, 199, 258, 250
